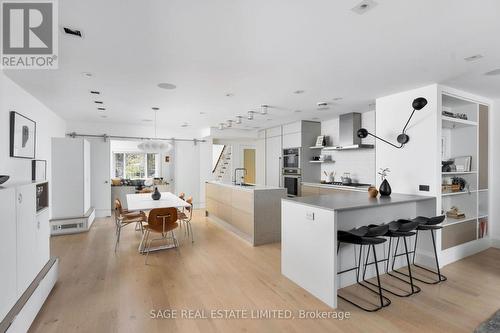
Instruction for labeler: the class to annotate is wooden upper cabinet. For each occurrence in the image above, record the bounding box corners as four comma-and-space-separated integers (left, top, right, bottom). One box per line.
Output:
478, 104, 488, 190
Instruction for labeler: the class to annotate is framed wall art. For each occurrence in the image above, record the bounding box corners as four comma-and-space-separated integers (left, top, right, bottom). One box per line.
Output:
10, 111, 36, 159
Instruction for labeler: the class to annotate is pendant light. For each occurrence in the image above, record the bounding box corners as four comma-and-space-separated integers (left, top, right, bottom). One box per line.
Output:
260, 104, 269, 115
137, 107, 172, 152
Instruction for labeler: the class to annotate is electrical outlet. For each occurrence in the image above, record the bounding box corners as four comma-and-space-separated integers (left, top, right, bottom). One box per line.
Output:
419, 185, 430, 192
306, 212, 315, 220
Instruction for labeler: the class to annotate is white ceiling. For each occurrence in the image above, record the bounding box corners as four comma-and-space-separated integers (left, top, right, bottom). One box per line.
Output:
5, 0, 500, 137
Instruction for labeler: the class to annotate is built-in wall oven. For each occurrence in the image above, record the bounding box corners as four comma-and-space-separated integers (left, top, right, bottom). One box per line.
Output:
282, 148, 300, 169
283, 168, 301, 197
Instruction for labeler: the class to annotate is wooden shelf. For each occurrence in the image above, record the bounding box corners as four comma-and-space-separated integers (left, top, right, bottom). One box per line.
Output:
442, 116, 478, 129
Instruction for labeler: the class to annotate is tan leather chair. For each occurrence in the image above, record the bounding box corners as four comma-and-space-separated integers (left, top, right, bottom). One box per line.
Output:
143, 207, 179, 264
178, 196, 194, 243
114, 199, 147, 252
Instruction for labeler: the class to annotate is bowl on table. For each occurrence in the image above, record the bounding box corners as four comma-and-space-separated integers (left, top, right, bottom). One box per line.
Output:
0, 175, 10, 185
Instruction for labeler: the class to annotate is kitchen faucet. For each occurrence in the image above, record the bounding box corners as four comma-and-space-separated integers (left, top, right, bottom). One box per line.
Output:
234, 168, 247, 186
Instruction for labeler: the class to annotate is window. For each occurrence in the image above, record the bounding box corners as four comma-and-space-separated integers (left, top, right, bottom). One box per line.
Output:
113, 152, 159, 179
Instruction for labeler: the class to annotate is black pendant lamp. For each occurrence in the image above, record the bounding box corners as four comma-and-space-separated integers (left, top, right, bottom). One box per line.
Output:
357, 97, 428, 149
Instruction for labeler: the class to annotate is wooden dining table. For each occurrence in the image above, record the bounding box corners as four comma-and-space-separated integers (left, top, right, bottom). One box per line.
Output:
126, 192, 191, 253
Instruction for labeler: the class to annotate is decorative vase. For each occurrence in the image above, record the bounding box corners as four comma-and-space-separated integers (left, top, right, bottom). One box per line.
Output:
368, 186, 379, 198
151, 187, 161, 200
379, 179, 392, 196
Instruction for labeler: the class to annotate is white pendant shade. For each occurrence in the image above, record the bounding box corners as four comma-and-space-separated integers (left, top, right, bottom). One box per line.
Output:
137, 108, 172, 152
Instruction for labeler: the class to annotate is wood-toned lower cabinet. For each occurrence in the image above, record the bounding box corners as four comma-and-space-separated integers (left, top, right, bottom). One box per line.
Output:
442, 220, 477, 250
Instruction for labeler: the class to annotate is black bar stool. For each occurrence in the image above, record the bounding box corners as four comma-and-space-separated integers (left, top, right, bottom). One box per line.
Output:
362, 219, 421, 297
337, 225, 391, 312
393, 215, 447, 284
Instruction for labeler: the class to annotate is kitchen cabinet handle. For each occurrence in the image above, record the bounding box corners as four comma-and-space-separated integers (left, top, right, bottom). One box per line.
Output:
18, 193, 23, 204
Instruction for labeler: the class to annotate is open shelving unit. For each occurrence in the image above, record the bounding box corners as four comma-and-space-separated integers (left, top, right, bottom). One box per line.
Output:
440, 93, 489, 250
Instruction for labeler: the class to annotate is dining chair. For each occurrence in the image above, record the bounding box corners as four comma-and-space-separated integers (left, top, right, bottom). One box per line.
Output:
143, 207, 179, 264
178, 192, 185, 200
114, 199, 147, 252
178, 196, 194, 243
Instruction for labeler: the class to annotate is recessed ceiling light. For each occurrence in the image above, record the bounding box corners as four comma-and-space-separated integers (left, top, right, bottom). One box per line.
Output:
97, 107, 106, 111
266, 119, 273, 121
332, 97, 343, 101
199, 112, 206, 115
235, 116, 243, 124
82, 72, 93, 78
94, 101, 104, 104
464, 54, 483, 62
90, 90, 100, 94
247, 111, 255, 120
317, 102, 329, 110
260, 105, 269, 115
351, 0, 377, 14
157, 83, 176, 90
485, 68, 500, 76
225, 93, 234, 97
152, 107, 160, 111
63, 27, 83, 37
181, 123, 189, 128
294, 110, 302, 113
293, 90, 305, 94
100, 115, 107, 119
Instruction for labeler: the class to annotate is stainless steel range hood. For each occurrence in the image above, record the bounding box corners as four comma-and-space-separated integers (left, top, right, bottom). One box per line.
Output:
333, 113, 374, 150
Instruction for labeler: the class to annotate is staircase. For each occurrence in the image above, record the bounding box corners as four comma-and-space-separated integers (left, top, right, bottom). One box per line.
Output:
213, 145, 232, 182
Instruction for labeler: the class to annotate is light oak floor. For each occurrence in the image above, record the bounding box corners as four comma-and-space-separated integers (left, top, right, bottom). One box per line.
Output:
30, 211, 500, 333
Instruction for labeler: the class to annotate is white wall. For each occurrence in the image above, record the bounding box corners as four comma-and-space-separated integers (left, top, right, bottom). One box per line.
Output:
320, 111, 376, 185
375, 84, 439, 195
490, 99, 500, 246
0, 72, 66, 215
213, 138, 257, 183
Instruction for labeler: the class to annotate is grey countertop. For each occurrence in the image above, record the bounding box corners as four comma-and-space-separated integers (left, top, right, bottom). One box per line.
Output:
301, 182, 371, 192
283, 191, 435, 211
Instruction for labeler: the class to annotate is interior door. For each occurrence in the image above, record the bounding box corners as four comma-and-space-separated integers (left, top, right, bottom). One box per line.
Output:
243, 149, 256, 184
265, 135, 282, 187
90, 138, 111, 217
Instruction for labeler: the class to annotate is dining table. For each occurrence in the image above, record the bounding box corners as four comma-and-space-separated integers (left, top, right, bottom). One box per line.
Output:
126, 192, 191, 253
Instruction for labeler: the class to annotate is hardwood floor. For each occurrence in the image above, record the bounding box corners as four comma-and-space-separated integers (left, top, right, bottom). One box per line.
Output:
30, 211, 500, 333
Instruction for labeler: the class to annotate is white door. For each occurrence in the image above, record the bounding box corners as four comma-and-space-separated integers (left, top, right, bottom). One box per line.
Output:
89, 138, 111, 217
83, 140, 91, 213
266, 135, 282, 187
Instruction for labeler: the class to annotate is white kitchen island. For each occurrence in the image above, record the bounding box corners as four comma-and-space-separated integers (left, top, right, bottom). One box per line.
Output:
281, 192, 436, 308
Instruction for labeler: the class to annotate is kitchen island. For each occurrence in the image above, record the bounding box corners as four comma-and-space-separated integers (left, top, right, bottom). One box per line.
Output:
281, 191, 436, 308
206, 181, 287, 246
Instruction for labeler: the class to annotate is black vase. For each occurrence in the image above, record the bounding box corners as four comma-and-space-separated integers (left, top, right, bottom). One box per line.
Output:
151, 187, 161, 200
379, 179, 392, 196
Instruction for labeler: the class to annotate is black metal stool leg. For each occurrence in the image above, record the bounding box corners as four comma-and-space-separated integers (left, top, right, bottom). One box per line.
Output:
384, 236, 421, 296
411, 229, 448, 283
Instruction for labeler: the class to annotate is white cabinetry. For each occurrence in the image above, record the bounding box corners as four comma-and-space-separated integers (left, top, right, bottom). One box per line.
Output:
0, 187, 17, 321
0, 182, 57, 331
265, 129, 282, 187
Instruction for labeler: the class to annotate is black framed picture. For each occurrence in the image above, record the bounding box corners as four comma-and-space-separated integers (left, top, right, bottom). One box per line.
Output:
32, 160, 47, 181
10, 111, 36, 159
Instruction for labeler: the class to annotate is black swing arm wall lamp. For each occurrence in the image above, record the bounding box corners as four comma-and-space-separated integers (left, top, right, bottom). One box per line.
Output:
357, 97, 428, 149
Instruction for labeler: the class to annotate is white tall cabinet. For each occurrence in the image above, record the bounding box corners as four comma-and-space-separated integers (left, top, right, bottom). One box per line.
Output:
51, 138, 95, 234
265, 126, 283, 187
0, 182, 58, 332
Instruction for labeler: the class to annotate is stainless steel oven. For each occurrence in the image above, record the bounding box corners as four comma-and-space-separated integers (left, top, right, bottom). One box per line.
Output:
282, 168, 301, 197
282, 148, 300, 169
